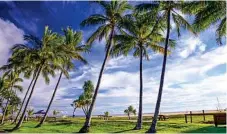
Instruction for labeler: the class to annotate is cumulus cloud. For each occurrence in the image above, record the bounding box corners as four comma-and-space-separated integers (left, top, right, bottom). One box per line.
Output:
177, 35, 207, 58
0, 18, 25, 66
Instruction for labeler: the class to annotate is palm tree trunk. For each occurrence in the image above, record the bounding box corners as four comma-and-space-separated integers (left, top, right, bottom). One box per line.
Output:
73, 107, 77, 117
13, 66, 42, 130
147, 9, 171, 133
1, 86, 13, 125
82, 107, 86, 116
36, 71, 63, 128
134, 47, 143, 130
79, 27, 115, 133
0, 99, 9, 125
13, 74, 36, 124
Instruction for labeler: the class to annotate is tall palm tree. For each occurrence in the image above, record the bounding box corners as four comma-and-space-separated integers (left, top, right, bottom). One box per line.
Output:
79, 1, 131, 132
13, 26, 59, 130
136, 2, 196, 132
0, 72, 23, 125
36, 27, 87, 127
183, 1, 226, 45
112, 13, 174, 130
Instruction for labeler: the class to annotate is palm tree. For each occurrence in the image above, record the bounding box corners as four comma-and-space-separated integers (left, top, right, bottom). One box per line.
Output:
36, 27, 87, 127
112, 13, 174, 130
27, 109, 34, 121
79, 1, 131, 132
0, 72, 23, 125
12, 72, 36, 124
136, 2, 196, 132
13, 26, 59, 130
9, 94, 21, 116
0, 57, 38, 124
183, 1, 226, 45
76, 80, 94, 116
124, 105, 136, 120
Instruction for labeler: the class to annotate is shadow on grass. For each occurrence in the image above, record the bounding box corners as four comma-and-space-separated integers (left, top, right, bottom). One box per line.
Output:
2, 128, 14, 133
47, 119, 74, 126
183, 126, 226, 133
114, 128, 134, 133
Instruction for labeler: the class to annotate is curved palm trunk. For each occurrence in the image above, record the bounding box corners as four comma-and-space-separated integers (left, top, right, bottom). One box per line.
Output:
0, 99, 9, 125
36, 72, 63, 128
134, 47, 143, 130
73, 107, 77, 117
147, 9, 171, 133
13, 74, 36, 124
13, 66, 42, 130
79, 27, 115, 133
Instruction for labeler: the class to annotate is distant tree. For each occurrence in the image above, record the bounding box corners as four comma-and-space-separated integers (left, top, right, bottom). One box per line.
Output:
104, 111, 109, 120
72, 80, 94, 116
27, 109, 34, 121
53, 110, 60, 116
124, 105, 136, 120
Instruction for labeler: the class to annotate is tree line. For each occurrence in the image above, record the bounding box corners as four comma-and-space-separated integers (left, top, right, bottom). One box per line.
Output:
0, 1, 225, 133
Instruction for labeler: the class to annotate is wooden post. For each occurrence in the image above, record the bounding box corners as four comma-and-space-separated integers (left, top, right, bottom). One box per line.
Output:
190, 111, 192, 123
185, 114, 187, 123
202, 110, 205, 121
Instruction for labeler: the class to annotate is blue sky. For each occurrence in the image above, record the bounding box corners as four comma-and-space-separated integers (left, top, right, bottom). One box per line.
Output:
0, 1, 226, 116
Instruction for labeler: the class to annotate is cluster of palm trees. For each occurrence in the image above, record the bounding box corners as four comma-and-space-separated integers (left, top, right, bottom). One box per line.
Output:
71, 80, 94, 117
0, 1, 225, 133
78, 1, 225, 133
0, 26, 87, 129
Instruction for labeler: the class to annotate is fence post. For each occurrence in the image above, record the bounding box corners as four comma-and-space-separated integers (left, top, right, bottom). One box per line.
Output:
185, 114, 187, 123
190, 111, 192, 123
202, 110, 205, 121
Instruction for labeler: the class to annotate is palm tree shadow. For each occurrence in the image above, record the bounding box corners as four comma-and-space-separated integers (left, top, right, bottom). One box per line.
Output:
183, 126, 226, 133
2, 128, 14, 133
48, 119, 74, 126
114, 128, 134, 133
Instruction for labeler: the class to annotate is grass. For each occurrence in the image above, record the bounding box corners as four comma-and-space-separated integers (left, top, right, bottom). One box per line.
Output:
0, 115, 226, 133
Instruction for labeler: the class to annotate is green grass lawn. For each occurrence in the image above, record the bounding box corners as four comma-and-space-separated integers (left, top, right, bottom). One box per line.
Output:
0, 115, 226, 133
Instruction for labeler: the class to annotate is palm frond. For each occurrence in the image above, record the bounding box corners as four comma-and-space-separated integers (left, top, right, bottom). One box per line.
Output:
80, 14, 108, 27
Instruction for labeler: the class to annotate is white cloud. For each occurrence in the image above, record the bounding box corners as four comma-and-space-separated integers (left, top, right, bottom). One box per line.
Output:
0, 18, 25, 66
177, 35, 207, 58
